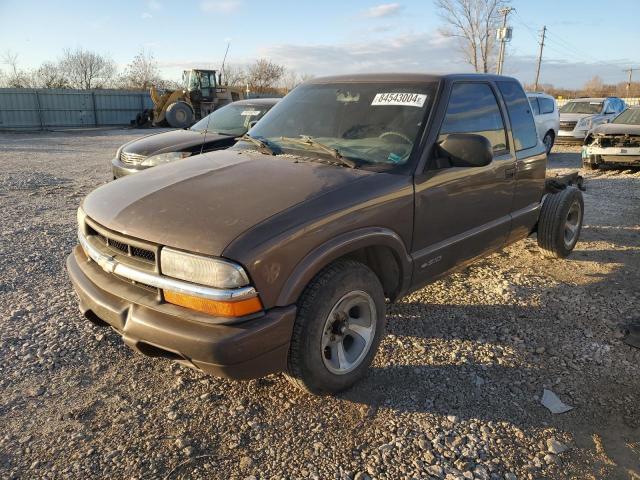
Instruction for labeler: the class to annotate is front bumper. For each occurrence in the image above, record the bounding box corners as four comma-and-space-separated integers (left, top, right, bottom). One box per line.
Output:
67, 246, 296, 379
111, 157, 150, 179
557, 129, 588, 141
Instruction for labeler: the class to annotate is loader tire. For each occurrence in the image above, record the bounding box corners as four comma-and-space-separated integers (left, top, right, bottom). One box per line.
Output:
165, 102, 194, 128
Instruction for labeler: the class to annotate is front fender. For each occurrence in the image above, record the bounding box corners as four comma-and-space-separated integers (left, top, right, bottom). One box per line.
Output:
275, 227, 412, 306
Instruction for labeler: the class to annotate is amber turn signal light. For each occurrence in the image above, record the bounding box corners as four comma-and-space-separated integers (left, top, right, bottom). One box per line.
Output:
163, 291, 263, 317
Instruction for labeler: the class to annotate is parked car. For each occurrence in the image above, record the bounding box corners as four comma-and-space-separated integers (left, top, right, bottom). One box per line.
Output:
68, 73, 585, 395
111, 98, 279, 178
557, 96, 626, 142
582, 106, 640, 169
527, 92, 559, 154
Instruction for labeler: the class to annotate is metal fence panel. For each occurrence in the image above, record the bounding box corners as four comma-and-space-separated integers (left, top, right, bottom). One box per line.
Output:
0, 88, 152, 130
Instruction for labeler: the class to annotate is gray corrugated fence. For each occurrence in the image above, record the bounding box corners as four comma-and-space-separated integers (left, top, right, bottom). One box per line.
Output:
0, 88, 154, 130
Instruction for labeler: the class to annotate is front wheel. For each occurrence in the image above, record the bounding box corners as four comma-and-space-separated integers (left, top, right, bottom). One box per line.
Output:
286, 259, 386, 395
537, 187, 584, 258
543, 131, 555, 154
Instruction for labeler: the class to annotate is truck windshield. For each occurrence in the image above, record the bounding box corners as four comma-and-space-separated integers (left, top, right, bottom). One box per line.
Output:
249, 82, 436, 167
559, 101, 603, 114
613, 108, 640, 125
190, 103, 272, 136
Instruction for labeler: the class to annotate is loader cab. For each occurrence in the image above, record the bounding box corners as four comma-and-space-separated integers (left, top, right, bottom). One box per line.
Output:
183, 69, 220, 102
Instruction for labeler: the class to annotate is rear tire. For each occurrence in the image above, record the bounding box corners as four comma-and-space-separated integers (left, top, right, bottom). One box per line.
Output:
543, 131, 555, 154
583, 160, 598, 170
537, 187, 584, 258
286, 259, 386, 395
165, 102, 194, 128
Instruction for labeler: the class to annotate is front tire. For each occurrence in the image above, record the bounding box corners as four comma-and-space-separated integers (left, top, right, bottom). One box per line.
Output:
286, 259, 386, 395
165, 101, 194, 128
537, 187, 584, 258
543, 131, 555, 154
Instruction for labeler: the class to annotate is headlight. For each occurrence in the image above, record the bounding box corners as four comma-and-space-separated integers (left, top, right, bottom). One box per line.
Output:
577, 117, 592, 129
140, 151, 191, 167
161, 247, 250, 289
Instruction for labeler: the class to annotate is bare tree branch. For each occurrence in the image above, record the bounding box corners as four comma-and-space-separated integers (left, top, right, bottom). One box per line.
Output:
59, 48, 116, 89
434, 0, 509, 73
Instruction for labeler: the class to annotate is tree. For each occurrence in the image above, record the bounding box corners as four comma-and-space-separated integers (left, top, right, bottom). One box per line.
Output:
33, 61, 69, 88
583, 75, 604, 96
59, 48, 116, 89
280, 70, 314, 92
246, 59, 285, 94
222, 63, 247, 87
1, 50, 31, 87
434, 0, 509, 73
119, 49, 161, 89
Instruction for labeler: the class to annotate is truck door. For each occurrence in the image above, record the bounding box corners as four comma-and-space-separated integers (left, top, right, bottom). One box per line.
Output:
496, 80, 547, 244
411, 81, 516, 286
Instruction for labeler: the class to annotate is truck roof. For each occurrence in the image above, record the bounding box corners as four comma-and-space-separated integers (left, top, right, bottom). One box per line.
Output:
307, 72, 520, 84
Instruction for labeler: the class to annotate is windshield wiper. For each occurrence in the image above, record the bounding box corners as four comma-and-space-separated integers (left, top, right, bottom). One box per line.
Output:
237, 134, 276, 155
279, 136, 357, 169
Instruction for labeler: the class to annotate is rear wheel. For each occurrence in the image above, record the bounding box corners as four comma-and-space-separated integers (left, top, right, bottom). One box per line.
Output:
286, 259, 386, 395
165, 102, 194, 128
583, 160, 599, 170
543, 131, 555, 154
537, 187, 584, 258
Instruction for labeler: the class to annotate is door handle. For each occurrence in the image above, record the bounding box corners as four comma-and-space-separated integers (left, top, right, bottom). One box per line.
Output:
504, 167, 516, 179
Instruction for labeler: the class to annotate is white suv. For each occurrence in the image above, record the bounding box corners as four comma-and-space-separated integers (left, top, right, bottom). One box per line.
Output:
527, 92, 559, 154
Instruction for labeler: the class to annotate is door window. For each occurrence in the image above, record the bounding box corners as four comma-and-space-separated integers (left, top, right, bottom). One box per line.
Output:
497, 81, 538, 151
539, 97, 555, 114
439, 83, 507, 152
528, 97, 540, 115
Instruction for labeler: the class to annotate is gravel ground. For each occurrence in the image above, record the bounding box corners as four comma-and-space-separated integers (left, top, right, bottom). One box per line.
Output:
1, 129, 639, 480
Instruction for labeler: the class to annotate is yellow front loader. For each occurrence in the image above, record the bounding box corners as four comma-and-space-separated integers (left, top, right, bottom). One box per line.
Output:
148, 69, 244, 128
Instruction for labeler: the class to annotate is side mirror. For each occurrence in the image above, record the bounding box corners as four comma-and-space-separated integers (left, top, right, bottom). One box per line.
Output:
437, 133, 493, 168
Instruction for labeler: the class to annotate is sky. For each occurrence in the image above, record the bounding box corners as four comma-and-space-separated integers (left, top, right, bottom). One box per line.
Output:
1, 0, 639, 89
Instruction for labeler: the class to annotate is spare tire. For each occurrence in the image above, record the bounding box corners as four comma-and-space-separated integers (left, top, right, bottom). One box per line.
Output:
165, 102, 194, 128
537, 187, 584, 258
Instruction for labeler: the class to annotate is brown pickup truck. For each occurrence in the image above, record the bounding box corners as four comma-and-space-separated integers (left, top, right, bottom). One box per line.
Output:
67, 73, 585, 395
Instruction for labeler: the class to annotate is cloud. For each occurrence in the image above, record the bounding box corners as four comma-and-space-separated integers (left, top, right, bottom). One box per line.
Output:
141, 12, 153, 19
364, 3, 403, 18
200, 0, 242, 13
146, 0, 161, 10
258, 32, 633, 89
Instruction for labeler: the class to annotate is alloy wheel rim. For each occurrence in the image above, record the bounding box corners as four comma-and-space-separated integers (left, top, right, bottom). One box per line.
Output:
564, 200, 582, 248
321, 290, 376, 375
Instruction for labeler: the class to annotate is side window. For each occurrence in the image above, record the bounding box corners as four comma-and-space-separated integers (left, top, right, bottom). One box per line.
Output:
497, 81, 538, 151
528, 97, 540, 115
439, 83, 507, 152
539, 97, 555, 114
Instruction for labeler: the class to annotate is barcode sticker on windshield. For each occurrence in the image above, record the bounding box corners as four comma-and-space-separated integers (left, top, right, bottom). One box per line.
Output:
241, 110, 261, 116
372, 93, 427, 107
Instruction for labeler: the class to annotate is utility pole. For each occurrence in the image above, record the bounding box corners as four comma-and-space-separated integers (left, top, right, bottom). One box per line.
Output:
495, 7, 513, 75
624, 67, 635, 98
533, 26, 547, 90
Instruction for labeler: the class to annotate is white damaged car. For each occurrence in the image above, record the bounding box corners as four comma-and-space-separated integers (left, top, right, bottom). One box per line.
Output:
582, 106, 640, 169
558, 97, 626, 142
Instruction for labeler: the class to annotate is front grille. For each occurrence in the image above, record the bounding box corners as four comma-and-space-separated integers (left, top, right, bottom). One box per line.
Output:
87, 224, 156, 265
560, 121, 577, 131
120, 151, 147, 165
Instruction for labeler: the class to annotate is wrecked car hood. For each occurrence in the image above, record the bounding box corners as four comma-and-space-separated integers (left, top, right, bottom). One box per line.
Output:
82, 149, 371, 255
589, 123, 640, 136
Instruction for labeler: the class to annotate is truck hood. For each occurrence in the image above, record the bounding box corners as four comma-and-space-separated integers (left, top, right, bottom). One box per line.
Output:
122, 129, 233, 156
82, 149, 371, 256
